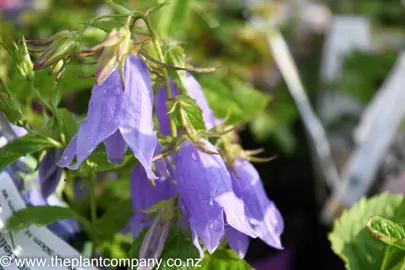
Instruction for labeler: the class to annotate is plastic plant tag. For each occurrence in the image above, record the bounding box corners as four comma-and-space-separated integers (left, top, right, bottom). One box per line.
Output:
0, 171, 98, 270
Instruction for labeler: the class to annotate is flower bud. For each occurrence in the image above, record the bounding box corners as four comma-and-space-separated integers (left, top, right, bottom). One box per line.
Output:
94, 27, 132, 85
33, 31, 79, 70
1, 36, 34, 81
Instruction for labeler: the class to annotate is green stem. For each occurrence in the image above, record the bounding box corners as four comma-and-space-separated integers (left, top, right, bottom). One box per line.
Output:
132, 12, 177, 137
88, 171, 97, 257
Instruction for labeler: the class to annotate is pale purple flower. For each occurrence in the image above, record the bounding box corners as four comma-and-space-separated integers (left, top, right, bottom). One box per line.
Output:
59, 54, 158, 180
227, 158, 284, 252
175, 140, 257, 254
225, 226, 250, 258
155, 73, 216, 135
39, 149, 62, 198
130, 164, 176, 239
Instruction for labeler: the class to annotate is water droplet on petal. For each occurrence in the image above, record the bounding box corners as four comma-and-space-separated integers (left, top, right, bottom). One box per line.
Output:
191, 152, 198, 160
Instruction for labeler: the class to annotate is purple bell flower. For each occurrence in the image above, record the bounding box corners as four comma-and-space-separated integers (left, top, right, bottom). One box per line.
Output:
59, 54, 158, 180
227, 158, 284, 253
39, 148, 63, 199
175, 140, 257, 254
155, 73, 216, 136
130, 164, 176, 239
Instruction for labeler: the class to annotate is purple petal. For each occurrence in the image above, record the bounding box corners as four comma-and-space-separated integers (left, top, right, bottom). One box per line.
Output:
175, 140, 256, 253
184, 73, 216, 130
104, 130, 128, 164
192, 229, 205, 258
229, 159, 284, 249
58, 54, 158, 178
153, 142, 169, 177
118, 55, 158, 180
39, 148, 62, 198
155, 74, 216, 135
155, 80, 178, 136
225, 226, 250, 258
130, 164, 176, 239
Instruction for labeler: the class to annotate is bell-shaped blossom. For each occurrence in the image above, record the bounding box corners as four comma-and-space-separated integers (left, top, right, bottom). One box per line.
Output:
175, 140, 257, 254
39, 148, 63, 198
59, 54, 158, 180
227, 158, 284, 252
155, 73, 216, 136
23, 179, 80, 240
225, 225, 250, 258
130, 164, 176, 239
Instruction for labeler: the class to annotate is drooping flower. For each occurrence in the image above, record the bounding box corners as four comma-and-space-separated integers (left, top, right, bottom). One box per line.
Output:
227, 158, 284, 254
175, 139, 257, 254
130, 164, 176, 239
155, 73, 216, 136
39, 148, 63, 198
59, 54, 158, 180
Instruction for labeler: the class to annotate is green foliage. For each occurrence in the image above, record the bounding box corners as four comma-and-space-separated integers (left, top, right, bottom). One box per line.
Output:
329, 193, 405, 270
6, 205, 93, 237
167, 94, 206, 131
93, 198, 133, 241
367, 216, 405, 250
200, 249, 253, 270
0, 133, 60, 172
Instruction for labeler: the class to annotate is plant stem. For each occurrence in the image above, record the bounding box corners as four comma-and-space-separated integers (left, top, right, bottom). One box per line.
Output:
131, 12, 178, 138
88, 171, 97, 257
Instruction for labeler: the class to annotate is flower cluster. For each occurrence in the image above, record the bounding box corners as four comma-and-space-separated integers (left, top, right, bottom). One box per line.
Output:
54, 30, 284, 257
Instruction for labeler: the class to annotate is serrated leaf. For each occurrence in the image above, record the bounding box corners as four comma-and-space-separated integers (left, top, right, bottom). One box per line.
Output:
160, 227, 200, 270
165, 46, 188, 93
0, 133, 59, 172
198, 75, 244, 123
93, 198, 133, 241
6, 206, 92, 236
200, 249, 253, 270
367, 216, 405, 250
329, 193, 405, 270
167, 94, 206, 131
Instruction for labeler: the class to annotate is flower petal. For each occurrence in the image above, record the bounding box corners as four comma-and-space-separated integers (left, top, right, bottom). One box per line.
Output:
39, 148, 62, 198
225, 226, 250, 258
104, 130, 128, 164
117, 55, 158, 180
175, 140, 255, 253
155, 74, 216, 135
230, 159, 284, 249
130, 164, 176, 239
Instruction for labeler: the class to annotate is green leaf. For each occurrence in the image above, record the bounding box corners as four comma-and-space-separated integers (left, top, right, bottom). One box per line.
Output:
159, 227, 200, 270
0, 133, 60, 172
200, 249, 253, 270
86, 147, 134, 173
329, 193, 405, 270
155, 0, 191, 38
165, 46, 188, 93
6, 206, 92, 236
381, 246, 405, 270
167, 94, 206, 131
367, 216, 405, 250
93, 198, 133, 241
55, 108, 80, 143
198, 75, 244, 123
88, 20, 125, 33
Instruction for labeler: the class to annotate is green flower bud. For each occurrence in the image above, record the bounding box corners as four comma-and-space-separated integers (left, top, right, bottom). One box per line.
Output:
33, 31, 80, 70
94, 27, 132, 85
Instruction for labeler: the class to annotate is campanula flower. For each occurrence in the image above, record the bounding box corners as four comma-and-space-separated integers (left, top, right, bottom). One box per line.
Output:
130, 164, 176, 239
155, 73, 216, 136
39, 148, 63, 198
59, 54, 158, 180
227, 158, 284, 253
175, 140, 257, 254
